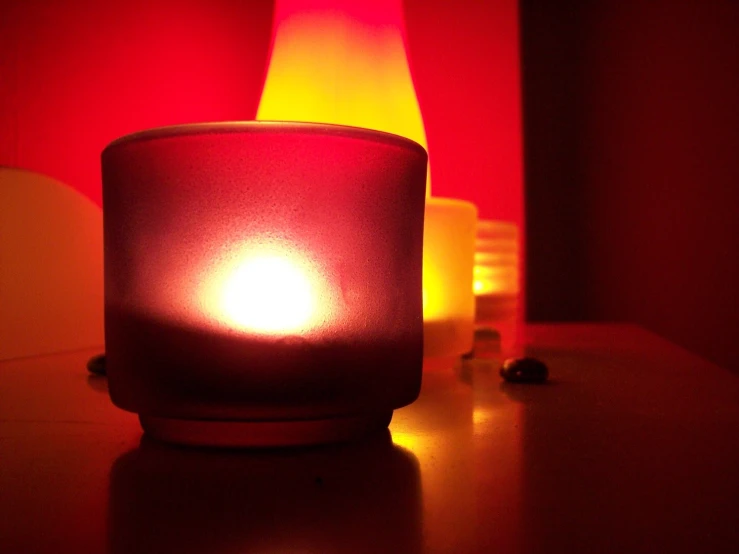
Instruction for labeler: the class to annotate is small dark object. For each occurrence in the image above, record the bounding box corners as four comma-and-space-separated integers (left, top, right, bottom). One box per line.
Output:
500, 357, 548, 383
87, 354, 107, 376
315, 476, 323, 486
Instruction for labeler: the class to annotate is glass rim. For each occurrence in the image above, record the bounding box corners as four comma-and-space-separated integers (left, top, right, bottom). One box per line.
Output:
104, 120, 428, 157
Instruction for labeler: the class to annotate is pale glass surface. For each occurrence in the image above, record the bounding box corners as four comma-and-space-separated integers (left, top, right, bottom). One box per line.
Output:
422, 197, 477, 358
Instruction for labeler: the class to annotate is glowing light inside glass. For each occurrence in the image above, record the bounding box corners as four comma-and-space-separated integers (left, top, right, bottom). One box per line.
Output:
221, 255, 315, 334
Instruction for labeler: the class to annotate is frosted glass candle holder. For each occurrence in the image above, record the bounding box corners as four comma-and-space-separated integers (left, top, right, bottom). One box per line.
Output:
102, 122, 427, 447
422, 197, 478, 358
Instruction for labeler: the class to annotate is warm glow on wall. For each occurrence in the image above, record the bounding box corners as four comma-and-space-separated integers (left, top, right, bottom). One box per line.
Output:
257, 0, 429, 191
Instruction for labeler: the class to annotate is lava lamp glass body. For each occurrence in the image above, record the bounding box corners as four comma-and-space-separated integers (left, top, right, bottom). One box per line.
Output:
258, 0, 428, 193
102, 122, 427, 447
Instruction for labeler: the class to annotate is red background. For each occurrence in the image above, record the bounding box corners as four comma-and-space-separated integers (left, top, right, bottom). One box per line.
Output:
0, 0, 273, 206
2, 0, 738, 371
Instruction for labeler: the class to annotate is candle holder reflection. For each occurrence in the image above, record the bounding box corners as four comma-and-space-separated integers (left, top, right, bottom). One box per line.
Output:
108, 431, 422, 554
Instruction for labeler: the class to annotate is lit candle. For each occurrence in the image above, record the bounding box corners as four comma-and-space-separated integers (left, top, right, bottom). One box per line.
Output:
423, 198, 478, 358
202, 244, 330, 337
255, 0, 480, 359
102, 122, 427, 447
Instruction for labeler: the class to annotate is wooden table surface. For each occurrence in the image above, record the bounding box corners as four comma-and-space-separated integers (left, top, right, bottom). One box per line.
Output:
1, 324, 738, 553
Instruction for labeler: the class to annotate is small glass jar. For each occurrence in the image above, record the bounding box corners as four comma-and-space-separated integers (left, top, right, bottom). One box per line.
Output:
102, 121, 427, 446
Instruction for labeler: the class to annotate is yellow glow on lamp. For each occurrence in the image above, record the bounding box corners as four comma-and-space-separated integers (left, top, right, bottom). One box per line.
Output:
257, 0, 478, 358
257, 0, 429, 193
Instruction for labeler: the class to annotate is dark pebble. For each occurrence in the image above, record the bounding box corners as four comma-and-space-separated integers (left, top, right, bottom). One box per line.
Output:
500, 357, 548, 383
86, 354, 107, 375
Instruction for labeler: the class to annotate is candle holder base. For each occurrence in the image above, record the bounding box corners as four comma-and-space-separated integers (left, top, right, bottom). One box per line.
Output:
139, 411, 394, 448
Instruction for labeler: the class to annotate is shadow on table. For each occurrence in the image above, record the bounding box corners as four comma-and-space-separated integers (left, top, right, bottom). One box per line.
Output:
107, 430, 422, 554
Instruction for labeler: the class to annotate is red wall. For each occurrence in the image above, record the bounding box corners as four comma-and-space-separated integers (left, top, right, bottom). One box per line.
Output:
522, 0, 739, 371
0, 0, 523, 228
405, 0, 523, 225
0, 0, 274, 206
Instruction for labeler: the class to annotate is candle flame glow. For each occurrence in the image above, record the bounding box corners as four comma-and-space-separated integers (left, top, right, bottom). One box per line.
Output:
220, 255, 317, 335
257, 0, 429, 193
